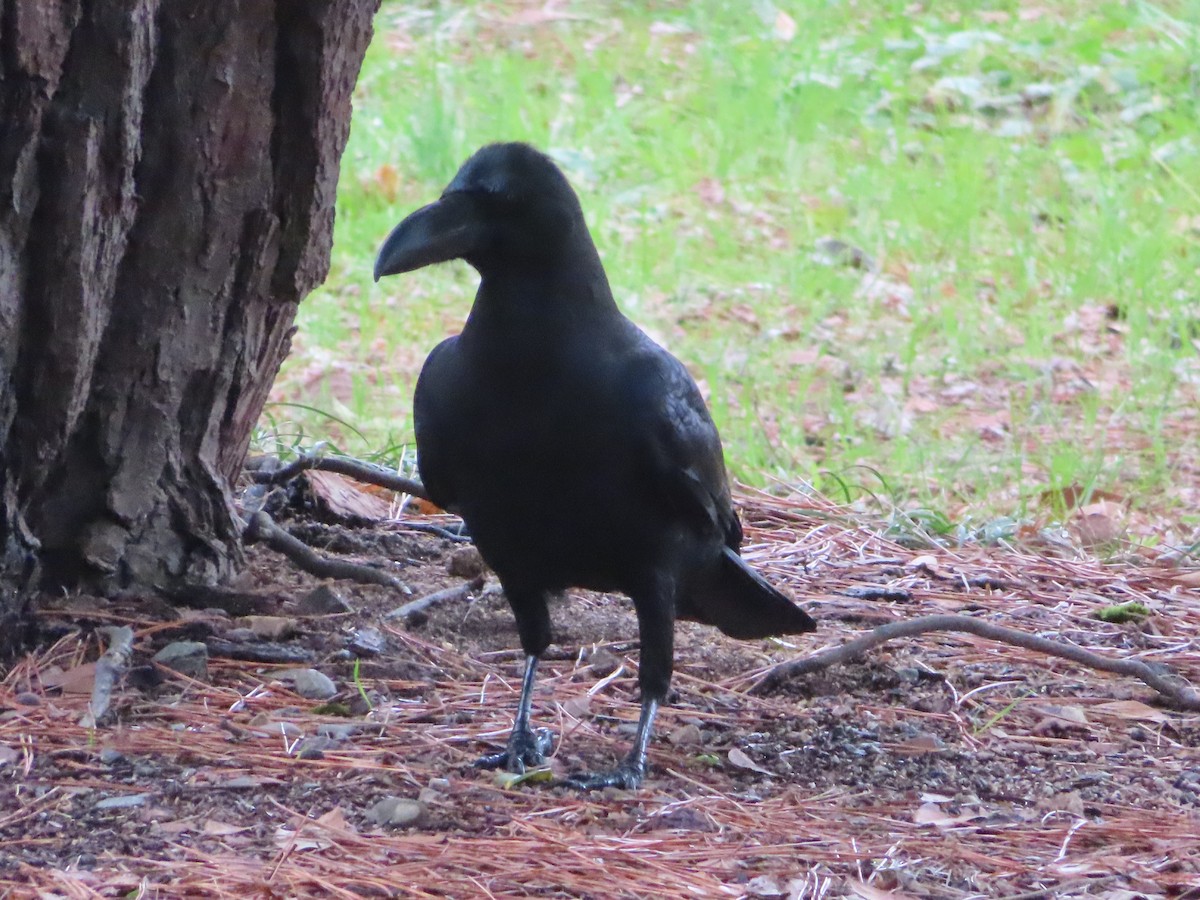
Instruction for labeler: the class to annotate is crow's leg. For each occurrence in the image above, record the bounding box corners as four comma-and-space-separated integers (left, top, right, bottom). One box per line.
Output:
563, 579, 673, 790
475, 587, 554, 772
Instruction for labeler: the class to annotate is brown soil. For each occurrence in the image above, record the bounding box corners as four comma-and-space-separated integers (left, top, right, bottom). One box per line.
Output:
2, 496, 1199, 898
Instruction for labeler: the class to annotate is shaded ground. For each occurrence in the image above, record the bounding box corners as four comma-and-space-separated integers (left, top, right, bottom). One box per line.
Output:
2, 492, 1199, 898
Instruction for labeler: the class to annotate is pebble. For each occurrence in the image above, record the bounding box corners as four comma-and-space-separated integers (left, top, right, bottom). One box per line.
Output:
668, 723, 703, 747
94, 793, 151, 810
349, 627, 387, 657
366, 796, 427, 828
587, 647, 621, 678
237, 615, 298, 641
295, 585, 352, 615
152, 641, 209, 681
448, 546, 486, 578
279, 668, 338, 700
294, 737, 335, 759
316, 723, 359, 741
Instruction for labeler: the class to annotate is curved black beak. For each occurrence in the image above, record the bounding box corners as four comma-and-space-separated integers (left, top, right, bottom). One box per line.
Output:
373, 193, 485, 282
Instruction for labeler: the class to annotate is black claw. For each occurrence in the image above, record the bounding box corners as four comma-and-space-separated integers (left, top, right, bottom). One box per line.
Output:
561, 761, 645, 791
475, 726, 554, 772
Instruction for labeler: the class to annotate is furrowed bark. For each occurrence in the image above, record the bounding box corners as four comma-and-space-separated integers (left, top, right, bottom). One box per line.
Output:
0, 0, 380, 651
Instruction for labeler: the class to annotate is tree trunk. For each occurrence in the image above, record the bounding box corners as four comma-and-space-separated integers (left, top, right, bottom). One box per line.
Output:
0, 0, 379, 649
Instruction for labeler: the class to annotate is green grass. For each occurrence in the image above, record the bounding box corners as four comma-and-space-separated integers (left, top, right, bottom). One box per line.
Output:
267, 0, 1200, 541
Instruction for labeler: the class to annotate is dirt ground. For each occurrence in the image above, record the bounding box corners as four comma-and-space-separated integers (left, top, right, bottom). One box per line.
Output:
2, 491, 1199, 899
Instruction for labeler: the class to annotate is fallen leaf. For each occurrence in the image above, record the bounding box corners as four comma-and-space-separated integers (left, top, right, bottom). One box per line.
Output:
1074, 500, 1126, 548
1092, 700, 1168, 723
907, 555, 946, 578
274, 826, 332, 852
560, 695, 591, 718
315, 806, 355, 833
371, 163, 399, 202
727, 748, 772, 776
773, 10, 797, 41
494, 767, 555, 789
40, 663, 97, 695
914, 802, 985, 827
1172, 570, 1200, 588
695, 177, 725, 207
155, 818, 196, 835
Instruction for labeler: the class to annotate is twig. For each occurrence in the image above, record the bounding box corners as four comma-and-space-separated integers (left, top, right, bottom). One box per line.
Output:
80, 625, 134, 727
204, 639, 315, 665
385, 576, 486, 622
251, 452, 428, 501
392, 520, 471, 542
750, 613, 1200, 710
242, 511, 408, 590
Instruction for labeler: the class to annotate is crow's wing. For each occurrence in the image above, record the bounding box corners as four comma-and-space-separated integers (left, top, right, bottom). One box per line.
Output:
413, 336, 464, 514
622, 338, 741, 550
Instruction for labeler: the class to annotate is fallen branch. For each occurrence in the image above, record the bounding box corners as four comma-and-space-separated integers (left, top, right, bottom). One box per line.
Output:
750, 613, 1200, 711
243, 511, 408, 591
204, 639, 315, 665
80, 625, 134, 727
250, 453, 428, 501
385, 576, 487, 622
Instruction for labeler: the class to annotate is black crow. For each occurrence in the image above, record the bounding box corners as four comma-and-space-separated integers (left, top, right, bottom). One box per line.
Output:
374, 142, 815, 790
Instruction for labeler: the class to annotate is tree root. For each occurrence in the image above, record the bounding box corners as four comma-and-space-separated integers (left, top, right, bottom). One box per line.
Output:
750, 613, 1200, 711
249, 452, 428, 501
242, 511, 408, 591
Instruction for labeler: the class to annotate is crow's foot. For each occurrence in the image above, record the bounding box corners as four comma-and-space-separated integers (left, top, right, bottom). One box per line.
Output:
561, 760, 645, 791
474, 726, 554, 773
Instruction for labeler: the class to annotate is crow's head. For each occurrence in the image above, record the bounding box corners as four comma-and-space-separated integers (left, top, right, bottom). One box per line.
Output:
374, 143, 589, 281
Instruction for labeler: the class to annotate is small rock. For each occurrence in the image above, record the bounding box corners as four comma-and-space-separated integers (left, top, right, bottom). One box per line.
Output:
587, 647, 621, 678
349, 627, 387, 657
222, 627, 259, 643
294, 736, 334, 759
95, 793, 151, 811
366, 796, 427, 828
668, 723, 703, 747
15, 692, 40, 706
152, 641, 209, 681
99, 748, 127, 766
237, 615, 298, 641
316, 723, 359, 741
448, 546, 485, 578
278, 668, 338, 700
295, 585, 352, 615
